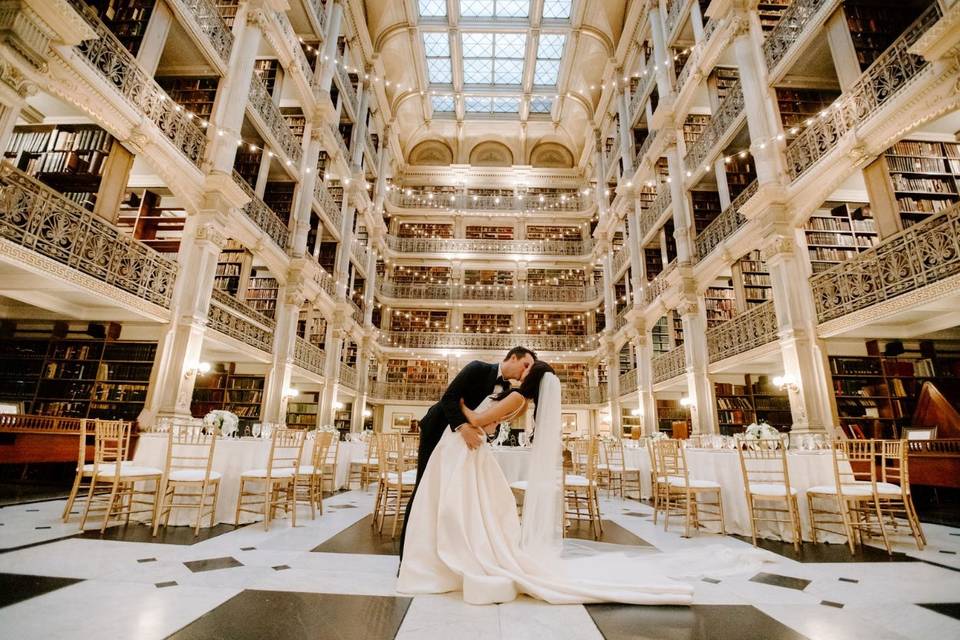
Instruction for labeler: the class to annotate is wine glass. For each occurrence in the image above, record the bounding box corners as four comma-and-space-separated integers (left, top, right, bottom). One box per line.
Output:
252, 423, 262, 438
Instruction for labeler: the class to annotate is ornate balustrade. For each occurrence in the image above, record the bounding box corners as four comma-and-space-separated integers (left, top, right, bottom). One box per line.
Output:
207, 289, 275, 353
274, 11, 315, 96
763, 0, 834, 74
308, 0, 326, 31
664, 0, 687, 39
0, 165, 178, 308
337, 61, 357, 107
614, 307, 630, 332
232, 172, 290, 249
706, 301, 779, 363
684, 81, 744, 173
527, 284, 602, 303
629, 69, 657, 124
248, 73, 302, 164
384, 235, 592, 256
328, 122, 350, 159
174, 0, 233, 65
0, 414, 86, 433
365, 134, 379, 168
368, 381, 447, 402
811, 202, 960, 324
314, 180, 343, 231
694, 181, 758, 261
379, 331, 594, 352
377, 281, 601, 303
339, 362, 358, 388
347, 298, 363, 324
643, 260, 677, 306
351, 242, 369, 269
293, 337, 325, 376
68, 0, 207, 167
564, 386, 606, 404
634, 130, 655, 167
309, 258, 337, 299
619, 368, 638, 392
612, 245, 630, 275
652, 346, 685, 384
784, 4, 941, 180
387, 189, 588, 213
638, 187, 672, 240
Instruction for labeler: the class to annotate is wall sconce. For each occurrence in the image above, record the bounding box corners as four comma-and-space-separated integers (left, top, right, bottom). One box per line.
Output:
773, 374, 799, 392
679, 396, 692, 407
362, 409, 372, 418
186, 362, 211, 377
333, 401, 345, 410
283, 388, 299, 399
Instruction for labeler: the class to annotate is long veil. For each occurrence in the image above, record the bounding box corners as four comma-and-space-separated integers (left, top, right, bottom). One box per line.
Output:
519, 372, 563, 560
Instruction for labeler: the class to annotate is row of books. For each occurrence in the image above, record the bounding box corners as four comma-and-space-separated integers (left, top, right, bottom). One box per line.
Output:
809, 247, 858, 262
890, 140, 953, 156
93, 383, 148, 402
806, 217, 853, 232
885, 155, 952, 174
897, 197, 955, 214
717, 397, 753, 410
890, 175, 956, 194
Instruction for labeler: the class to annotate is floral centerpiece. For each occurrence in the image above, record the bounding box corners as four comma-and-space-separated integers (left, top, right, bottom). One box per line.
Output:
203, 410, 239, 437
649, 431, 668, 442
744, 421, 780, 448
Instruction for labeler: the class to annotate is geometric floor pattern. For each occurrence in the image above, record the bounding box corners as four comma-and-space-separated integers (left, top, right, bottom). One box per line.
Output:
1, 489, 960, 639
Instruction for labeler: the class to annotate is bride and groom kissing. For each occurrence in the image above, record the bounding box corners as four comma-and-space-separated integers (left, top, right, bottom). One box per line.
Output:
395, 347, 759, 606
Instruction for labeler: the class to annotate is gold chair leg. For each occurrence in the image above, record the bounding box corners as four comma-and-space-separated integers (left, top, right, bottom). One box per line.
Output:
209, 480, 220, 528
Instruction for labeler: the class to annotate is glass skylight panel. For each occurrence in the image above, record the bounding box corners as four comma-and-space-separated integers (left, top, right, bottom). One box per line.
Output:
533, 59, 560, 85
495, 58, 524, 84
496, 33, 527, 57
533, 33, 565, 85
464, 96, 492, 112
431, 95, 456, 112
461, 0, 494, 15
426, 57, 453, 83
492, 96, 520, 112
529, 96, 553, 113
422, 32, 450, 57
460, 0, 529, 18
463, 57, 492, 83
496, 0, 529, 18
418, 0, 447, 17
461, 32, 526, 86
461, 32, 494, 58
542, 0, 572, 19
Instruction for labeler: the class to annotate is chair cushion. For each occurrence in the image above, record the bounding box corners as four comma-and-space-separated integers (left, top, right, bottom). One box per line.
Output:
241, 468, 296, 479
807, 484, 874, 496
597, 463, 624, 471
295, 465, 316, 475
509, 481, 528, 491
386, 470, 417, 485
168, 469, 222, 482
96, 465, 162, 479
666, 477, 720, 489
564, 474, 590, 487
80, 461, 132, 472
871, 481, 902, 495
748, 483, 797, 497
351, 459, 378, 466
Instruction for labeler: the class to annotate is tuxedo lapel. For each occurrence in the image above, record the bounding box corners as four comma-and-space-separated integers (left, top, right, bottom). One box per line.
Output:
485, 362, 499, 394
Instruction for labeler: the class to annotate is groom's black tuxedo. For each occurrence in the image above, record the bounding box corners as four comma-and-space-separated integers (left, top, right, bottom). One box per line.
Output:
399, 360, 501, 558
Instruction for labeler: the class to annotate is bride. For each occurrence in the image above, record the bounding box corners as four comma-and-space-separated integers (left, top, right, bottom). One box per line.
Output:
397, 361, 761, 606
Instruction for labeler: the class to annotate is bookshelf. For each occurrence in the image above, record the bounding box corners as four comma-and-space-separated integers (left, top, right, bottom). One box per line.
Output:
525, 226, 581, 241
775, 87, 841, 138
233, 147, 263, 188
758, 1, 789, 32
245, 268, 279, 319
526, 269, 584, 287
682, 114, 710, 146
876, 140, 960, 229
116, 189, 186, 254
691, 190, 722, 233
724, 153, 756, 199
714, 375, 791, 435
254, 58, 281, 95
215, 0, 240, 27
552, 363, 588, 388
526, 312, 585, 336
464, 270, 514, 286
386, 359, 448, 385
645, 247, 663, 280
671, 309, 684, 347
281, 108, 306, 139
263, 182, 295, 224
190, 364, 265, 428
462, 313, 514, 334
390, 309, 449, 332
704, 278, 735, 328
656, 399, 688, 437
287, 391, 318, 429
652, 316, 670, 355
88, 0, 155, 56
157, 77, 219, 121
5, 124, 114, 210
397, 222, 453, 238
465, 225, 515, 240
803, 202, 878, 273
710, 67, 739, 108
0, 330, 156, 421
391, 265, 451, 284
214, 240, 252, 296
737, 250, 773, 307
842, 0, 922, 71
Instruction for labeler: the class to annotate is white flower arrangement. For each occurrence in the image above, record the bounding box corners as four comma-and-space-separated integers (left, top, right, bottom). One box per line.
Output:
318, 424, 340, 435
744, 422, 780, 448
203, 410, 238, 437
649, 431, 668, 441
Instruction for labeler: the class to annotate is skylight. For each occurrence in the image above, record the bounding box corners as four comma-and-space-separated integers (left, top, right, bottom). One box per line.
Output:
422, 32, 453, 84
418, 0, 447, 17
461, 32, 526, 85
460, 0, 529, 18
534, 33, 565, 85
431, 95, 456, 112
542, 0, 572, 19
464, 96, 520, 114
529, 96, 553, 114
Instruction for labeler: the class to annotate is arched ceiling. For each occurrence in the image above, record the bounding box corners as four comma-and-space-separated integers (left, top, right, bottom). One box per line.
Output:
363, 0, 632, 167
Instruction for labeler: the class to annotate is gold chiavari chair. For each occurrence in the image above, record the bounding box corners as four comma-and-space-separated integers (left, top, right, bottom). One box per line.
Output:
807, 439, 891, 554
79, 419, 163, 533
235, 428, 306, 530
377, 433, 417, 537
294, 431, 336, 520
736, 440, 802, 551
320, 434, 340, 494
565, 438, 603, 539
598, 439, 623, 498
63, 419, 94, 521
655, 439, 725, 538
877, 439, 926, 549
348, 437, 379, 490
647, 438, 667, 523
153, 424, 220, 536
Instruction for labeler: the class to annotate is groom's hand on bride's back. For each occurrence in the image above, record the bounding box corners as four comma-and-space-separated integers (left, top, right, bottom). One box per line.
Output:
456, 423, 485, 450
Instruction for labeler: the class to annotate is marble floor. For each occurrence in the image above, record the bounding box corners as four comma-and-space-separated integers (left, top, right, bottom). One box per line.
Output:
1, 488, 959, 639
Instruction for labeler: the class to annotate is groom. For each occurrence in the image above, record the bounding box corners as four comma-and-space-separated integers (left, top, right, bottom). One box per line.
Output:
399, 346, 537, 558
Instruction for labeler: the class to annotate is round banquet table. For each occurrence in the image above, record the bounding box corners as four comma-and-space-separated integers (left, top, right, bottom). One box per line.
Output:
620, 445, 654, 499
683, 448, 842, 542
132, 433, 359, 526
490, 447, 531, 483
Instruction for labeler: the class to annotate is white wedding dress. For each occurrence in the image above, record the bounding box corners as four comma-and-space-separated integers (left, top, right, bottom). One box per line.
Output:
397, 373, 763, 606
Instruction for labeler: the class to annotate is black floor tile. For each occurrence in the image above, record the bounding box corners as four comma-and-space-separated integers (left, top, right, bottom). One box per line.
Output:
621, 511, 650, 518
586, 604, 808, 640
155, 581, 178, 588
820, 600, 844, 608
565, 520, 654, 547
749, 572, 811, 591
917, 602, 960, 621
137, 557, 157, 563
0, 573, 83, 608
838, 577, 859, 583
183, 557, 244, 573
167, 590, 411, 640
311, 514, 400, 556
78, 522, 238, 545
731, 535, 917, 563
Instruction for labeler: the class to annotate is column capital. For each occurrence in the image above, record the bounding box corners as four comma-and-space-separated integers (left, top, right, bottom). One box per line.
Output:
759, 234, 797, 263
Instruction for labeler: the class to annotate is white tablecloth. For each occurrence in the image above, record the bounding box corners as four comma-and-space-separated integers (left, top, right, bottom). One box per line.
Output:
491, 448, 531, 483
622, 445, 654, 499
133, 434, 359, 526
683, 448, 839, 541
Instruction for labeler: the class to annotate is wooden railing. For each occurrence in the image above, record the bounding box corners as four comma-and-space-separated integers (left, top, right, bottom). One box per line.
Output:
0, 414, 86, 433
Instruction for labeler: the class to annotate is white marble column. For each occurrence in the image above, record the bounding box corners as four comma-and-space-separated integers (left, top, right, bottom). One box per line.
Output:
679, 299, 717, 434
633, 332, 658, 435
261, 283, 303, 423
648, 3, 674, 99
317, 0, 344, 93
